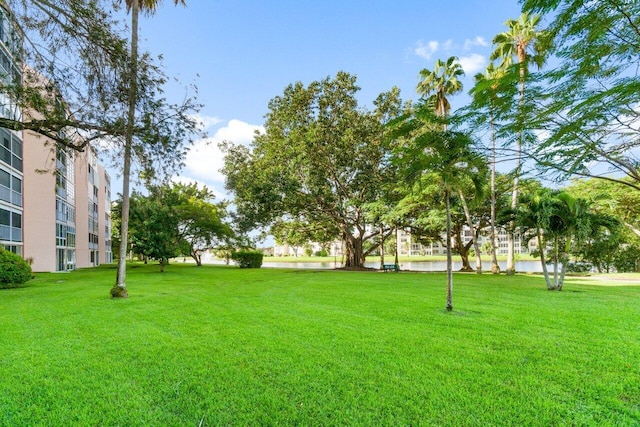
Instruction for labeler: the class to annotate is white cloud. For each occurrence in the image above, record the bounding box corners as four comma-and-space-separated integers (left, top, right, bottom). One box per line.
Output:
458, 54, 487, 74
184, 119, 264, 184
192, 113, 224, 130
464, 36, 488, 50
442, 39, 455, 51
414, 40, 439, 59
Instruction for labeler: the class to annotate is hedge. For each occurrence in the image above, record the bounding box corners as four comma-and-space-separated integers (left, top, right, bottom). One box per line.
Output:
231, 250, 264, 268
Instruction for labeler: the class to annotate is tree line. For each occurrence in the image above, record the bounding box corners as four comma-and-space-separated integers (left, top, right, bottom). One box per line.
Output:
222, 0, 640, 310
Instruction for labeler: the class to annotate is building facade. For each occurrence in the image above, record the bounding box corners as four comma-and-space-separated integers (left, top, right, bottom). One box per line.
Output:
0, 2, 113, 272
0, 3, 23, 256
22, 133, 112, 272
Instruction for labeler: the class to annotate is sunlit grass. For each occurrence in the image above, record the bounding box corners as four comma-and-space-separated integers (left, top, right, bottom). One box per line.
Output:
0, 263, 638, 425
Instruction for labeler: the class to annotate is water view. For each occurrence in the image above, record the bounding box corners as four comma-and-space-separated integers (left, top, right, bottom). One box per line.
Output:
258, 259, 544, 272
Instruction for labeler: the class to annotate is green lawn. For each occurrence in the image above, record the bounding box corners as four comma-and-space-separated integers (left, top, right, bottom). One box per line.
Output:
1, 264, 639, 426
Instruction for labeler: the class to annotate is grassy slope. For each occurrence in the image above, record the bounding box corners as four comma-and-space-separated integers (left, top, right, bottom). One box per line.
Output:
0, 264, 638, 426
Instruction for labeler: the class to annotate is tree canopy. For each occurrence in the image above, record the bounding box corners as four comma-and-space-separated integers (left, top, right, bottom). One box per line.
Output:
222, 72, 402, 268
520, 0, 640, 190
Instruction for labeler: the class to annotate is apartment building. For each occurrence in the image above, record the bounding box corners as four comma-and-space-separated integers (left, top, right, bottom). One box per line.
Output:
0, 1, 113, 272
22, 135, 112, 272
0, 3, 23, 256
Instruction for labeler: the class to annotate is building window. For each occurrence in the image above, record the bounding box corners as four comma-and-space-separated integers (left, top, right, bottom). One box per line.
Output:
0, 207, 21, 242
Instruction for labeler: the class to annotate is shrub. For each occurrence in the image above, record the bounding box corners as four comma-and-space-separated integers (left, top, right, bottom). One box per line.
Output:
0, 248, 33, 289
565, 261, 592, 273
231, 250, 264, 268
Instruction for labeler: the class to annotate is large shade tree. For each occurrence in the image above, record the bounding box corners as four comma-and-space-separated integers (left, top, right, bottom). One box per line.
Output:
222, 72, 402, 269
124, 182, 232, 270
490, 12, 551, 275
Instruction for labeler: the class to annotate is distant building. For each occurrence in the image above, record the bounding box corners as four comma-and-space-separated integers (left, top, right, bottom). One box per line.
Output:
271, 227, 533, 260
395, 228, 531, 257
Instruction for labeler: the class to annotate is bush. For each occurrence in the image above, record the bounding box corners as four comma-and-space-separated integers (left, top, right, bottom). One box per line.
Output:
231, 250, 264, 268
565, 261, 592, 273
0, 248, 33, 289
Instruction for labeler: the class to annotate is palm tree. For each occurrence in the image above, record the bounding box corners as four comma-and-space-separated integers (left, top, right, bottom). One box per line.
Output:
423, 130, 484, 310
391, 104, 484, 310
418, 57, 485, 273
417, 56, 464, 121
471, 63, 505, 274
518, 190, 616, 290
112, 0, 186, 298
490, 12, 550, 276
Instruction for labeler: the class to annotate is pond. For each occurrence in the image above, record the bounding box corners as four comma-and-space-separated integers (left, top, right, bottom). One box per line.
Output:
258, 259, 546, 273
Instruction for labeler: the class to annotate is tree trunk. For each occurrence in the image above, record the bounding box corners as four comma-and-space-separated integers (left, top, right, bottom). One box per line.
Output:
454, 231, 473, 272
159, 258, 165, 273
458, 190, 482, 274
537, 230, 553, 290
445, 189, 453, 311
191, 249, 202, 266
506, 62, 527, 277
489, 113, 500, 274
344, 233, 366, 269
553, 236, 559, 289
394, 228, 399, 266
379, 224, 385, 269
112, 0, 140, 299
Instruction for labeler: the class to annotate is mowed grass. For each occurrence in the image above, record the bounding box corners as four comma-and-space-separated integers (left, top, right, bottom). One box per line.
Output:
1, 264, 639, 426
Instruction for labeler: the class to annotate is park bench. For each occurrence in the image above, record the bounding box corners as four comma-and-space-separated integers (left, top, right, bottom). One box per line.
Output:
382, 263, 399, 272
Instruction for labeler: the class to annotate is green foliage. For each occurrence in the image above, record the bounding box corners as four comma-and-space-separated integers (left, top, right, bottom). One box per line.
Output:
122, 182, 234, 270
613, 246, 640, 273
417, 56, 464, 117
0, 248, 32, 289
521, 0, 640, 188
517, 189, 617, 289
221, 72, 402, 268
231, 250, 264, 268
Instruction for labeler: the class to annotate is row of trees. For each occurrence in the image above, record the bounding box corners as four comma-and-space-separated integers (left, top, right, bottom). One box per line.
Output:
222, 0, 640, 310
112, 182, 235, 271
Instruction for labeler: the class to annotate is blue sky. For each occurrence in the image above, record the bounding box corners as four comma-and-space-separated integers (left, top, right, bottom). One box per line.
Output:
115, 0, 529, 200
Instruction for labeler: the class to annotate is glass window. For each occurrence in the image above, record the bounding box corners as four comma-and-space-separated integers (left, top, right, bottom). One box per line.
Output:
11, 176, 20, 192
11, 212, 21, 228
0, 146, 10, 164
0, 169, 8, 187
12, 155, 21, 171
11, 137, 21, 158
0, 208, 9, 225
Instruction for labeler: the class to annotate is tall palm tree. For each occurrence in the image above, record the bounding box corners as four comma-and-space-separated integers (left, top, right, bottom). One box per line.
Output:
418, 56, 485, 273
471, 63, 505, 274
112, 0, 186, 298
490, 12, 550, 276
